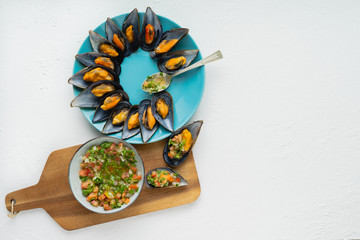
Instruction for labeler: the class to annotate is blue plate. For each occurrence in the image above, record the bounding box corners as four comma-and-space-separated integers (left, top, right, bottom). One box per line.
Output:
72, 12, 204, 144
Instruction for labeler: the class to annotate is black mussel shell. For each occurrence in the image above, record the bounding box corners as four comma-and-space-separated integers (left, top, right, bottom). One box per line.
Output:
89, 30, 124, 63
149, 28, 189, 58
122, 8, 140, 52
70, 80, 123, 108
102, 101, 132, 134
106, 18, 132, 57
145, 167, 188, 188
138, 99, 159, 143
92, 90, 130, 123
151, 91, 174, 132
140, 7, 163, 52
68, 65, 119, 89
157, 49, 199, 75
122, 105, 141, 140
75, 52, 121, 76
163, 120, 203, 167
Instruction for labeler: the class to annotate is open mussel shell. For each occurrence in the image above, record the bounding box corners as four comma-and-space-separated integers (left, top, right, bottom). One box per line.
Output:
163, 120, 203, 167
70, 80, 123, 108
106, 18, 132, 57
157, 49, 199, 75
122, 8, 140, 52
138, 99, 159, 143
68, 65, 119, 89
92, 90, 129, 123
75, 52, 121, 76
151, 91, 174, 132
102, 101, 132, 134
121, 105, 141, 140
140, 7, 163, 52
89, 30, 124, 64
145, 167, 188, 188
149, 28, 189, 58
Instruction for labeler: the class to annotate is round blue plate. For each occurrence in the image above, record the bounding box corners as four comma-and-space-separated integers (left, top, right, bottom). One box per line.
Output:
72, 12, 204, 144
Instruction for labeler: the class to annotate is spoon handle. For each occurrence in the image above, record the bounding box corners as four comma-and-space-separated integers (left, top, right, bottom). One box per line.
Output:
172, 50, 223, 77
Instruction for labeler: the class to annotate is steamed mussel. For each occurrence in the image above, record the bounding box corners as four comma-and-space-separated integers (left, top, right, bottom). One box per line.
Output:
93, 90, 129, 123
89, 30, 124, 63
70, 81, 123, 108
163, 120, 203, 167
75, 52, 121, 76
138, 99, 159, 143
145, 167, 188, 188
68, 65, 119, 89
122, 105, 141, 140
122, 8, 140, 52
157, 49, 199, 75
140, 7, 162, 52
149, 28, 189, 58
106, 18, 132, 57
151, 91, 174, 132
102, 101, 132, 134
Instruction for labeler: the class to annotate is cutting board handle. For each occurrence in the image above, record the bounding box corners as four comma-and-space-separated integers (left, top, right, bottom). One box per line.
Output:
5, 183, 45, 212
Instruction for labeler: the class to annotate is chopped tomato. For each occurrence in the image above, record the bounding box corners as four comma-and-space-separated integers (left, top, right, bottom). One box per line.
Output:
129, 184, 138, 190
86, 192, 97, 202
98, 194, 106, 201
79, 169, 89, 177
81, 180, 90, 189
91, 200, 99, 207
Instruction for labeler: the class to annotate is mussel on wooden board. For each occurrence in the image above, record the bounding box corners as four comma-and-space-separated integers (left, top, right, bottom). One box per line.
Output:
149, 28, 189, 58
106, 17, 132, 57
145, 167, 188, 188
92, 90, 129, 123
157, 49, 199, 75
68, 65, 119, 89
89, 30, 124, 64
122, 8, 140, 52
150, 91, 174, 132
138, 99, 159, 143
75, 52, 121, 76
140, 7, 163, 52
102, 101, 132, 134
163, 120, 203, 167
122, 105, 141, 140
70, 81, 123, 108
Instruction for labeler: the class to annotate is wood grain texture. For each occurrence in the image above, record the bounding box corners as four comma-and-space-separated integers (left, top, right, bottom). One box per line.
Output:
5, 139, 201, 230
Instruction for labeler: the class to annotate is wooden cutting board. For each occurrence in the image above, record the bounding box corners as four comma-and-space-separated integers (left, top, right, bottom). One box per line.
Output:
5, 139, 201, 230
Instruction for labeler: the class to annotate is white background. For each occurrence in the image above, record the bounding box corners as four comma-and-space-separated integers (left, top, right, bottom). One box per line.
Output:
1, 0, 360, 239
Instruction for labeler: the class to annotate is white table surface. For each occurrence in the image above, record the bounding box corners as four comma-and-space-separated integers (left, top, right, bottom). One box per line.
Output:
2, 0, 360, 239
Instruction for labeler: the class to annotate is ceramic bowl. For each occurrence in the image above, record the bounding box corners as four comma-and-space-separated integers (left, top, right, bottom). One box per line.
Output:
68, 136, 145, 214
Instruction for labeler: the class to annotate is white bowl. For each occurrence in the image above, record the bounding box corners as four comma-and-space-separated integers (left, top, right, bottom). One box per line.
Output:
68, 136, 145, 214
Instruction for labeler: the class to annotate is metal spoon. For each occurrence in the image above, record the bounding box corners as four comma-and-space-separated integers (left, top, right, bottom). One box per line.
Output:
142, 50, 223, 93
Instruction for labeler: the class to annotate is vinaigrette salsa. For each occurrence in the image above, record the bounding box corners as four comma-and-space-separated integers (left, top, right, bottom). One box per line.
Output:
79, 142, 141, 211
147, 169, 181, 187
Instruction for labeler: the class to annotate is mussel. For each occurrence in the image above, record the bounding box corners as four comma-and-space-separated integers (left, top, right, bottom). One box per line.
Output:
157, 49, 199, 75
106, 18, 132, 57
102, 101, 132, 134
121, 105, 141, 140
138, 99, 159, 143
75, 52, 121, 76
149, 28, 189, 58
70, 81, 123, 108
145, 167, 188, 188
92, 90, 129, 123
163, 120, 203, 167
89, 30, 124, 63
151, 91, 174, 132
140, 7, 162, 52
68, 65, 119, 89
122, 8, 140, 52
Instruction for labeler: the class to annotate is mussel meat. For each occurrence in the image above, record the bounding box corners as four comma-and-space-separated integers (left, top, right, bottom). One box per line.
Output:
140, 7, 162, 52
102, 101, 132, 134
70, 81, 123, 108
92, 90, 129, 123
157, 49, 199, 75
122, 105, 141, 140
138, 99, 159, 143
122, 8, 140, 52
145, 167, 188, 188
151, 91, 174, 131
163, 120, 203, 167
75, 52, 121, 76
